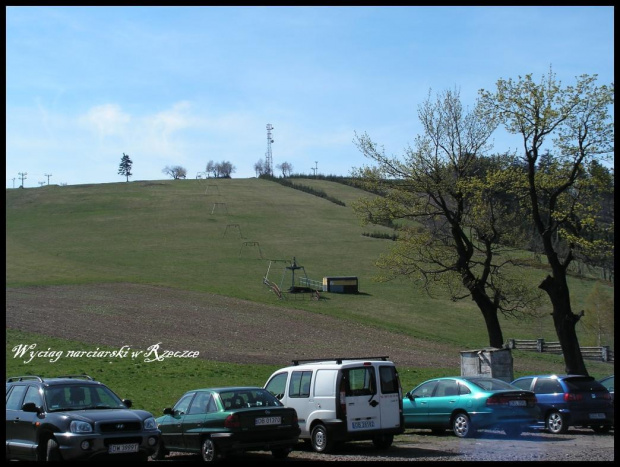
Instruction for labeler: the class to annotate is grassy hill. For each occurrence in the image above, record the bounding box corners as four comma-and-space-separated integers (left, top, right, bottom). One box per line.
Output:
5, 178, 614, 414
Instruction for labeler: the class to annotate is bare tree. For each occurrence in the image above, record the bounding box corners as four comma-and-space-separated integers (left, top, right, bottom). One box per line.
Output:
162, 165, 187, 180
276, 162, 293, 177
353, 88, 541, 349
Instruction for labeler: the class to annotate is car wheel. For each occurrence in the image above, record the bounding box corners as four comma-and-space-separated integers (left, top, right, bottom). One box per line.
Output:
46, 438, 62, 462
546, 411, 568, 434
452, 412, 476, 438
591, 425, 611, 434
201, 437, 218, 462
271, 448, 291, 459
372, 434, 393, 449
311, 424, 333, 453
150, 439, 167, 460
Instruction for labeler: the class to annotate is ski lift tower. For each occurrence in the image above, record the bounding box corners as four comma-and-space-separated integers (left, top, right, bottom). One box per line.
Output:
266, 124, 274, 176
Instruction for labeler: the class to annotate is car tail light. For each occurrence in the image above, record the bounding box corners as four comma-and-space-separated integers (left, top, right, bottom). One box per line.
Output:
292, 412, 298, 425
224, 414, 241, 428
486, 395, 506, 406
564, 392, 583, 402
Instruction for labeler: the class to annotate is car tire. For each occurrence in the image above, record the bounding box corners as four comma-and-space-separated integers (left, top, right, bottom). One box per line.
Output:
546, 411, 568, 434
271, 448, 291, 459
591, 425, 611, 434
311, 424, 333, 453
46, 438, 62, 462
201, 437, 218, 462
150, 439, 167, 460
452, 412, 476, 438
372, 434, 393, 449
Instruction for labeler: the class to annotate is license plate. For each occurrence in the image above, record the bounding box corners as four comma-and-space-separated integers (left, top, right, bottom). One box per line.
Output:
589, 413, 605, 419
255, 416, 281, 426
109, 443, 139, 454
351, 420, 375, 429
509, 400, 527, 406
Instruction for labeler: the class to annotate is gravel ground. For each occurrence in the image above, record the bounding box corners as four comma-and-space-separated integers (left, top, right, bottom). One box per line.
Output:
154, 428, 614, 463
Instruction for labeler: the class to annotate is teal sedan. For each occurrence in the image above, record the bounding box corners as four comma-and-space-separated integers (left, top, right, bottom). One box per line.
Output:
403, 377, 540, 438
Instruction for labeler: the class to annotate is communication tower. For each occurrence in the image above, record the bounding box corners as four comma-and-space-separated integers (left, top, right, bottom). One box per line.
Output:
265, 124, 274, 176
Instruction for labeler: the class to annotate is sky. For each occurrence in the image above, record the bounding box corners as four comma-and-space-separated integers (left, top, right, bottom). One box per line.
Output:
5, 6, 614, 188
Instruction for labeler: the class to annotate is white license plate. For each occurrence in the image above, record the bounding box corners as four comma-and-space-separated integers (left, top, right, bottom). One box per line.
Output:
509, 400, 527, 406
109, 443, 139, 454
351, 420, 375, 429
589, 413, 605, 419
255, 416, 281, 426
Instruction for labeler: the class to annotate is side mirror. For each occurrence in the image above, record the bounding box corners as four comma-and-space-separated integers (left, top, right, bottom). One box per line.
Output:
122, 399, 133, 408
22, 402, 41, 413
407, 392, 415, 401
163, 407, 174, 415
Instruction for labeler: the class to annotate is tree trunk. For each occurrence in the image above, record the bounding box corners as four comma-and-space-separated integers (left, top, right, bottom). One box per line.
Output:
539, 274, 588, 375
470, 289, 504, 348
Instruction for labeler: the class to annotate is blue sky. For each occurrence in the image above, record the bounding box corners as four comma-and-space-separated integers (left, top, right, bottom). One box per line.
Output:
6, 6, 614, 188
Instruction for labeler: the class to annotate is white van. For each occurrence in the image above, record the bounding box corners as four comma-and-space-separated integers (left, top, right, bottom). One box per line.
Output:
264, 356, 404, 453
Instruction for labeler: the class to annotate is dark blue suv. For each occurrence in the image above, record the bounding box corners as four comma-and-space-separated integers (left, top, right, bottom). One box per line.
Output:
511, 374, 613, 434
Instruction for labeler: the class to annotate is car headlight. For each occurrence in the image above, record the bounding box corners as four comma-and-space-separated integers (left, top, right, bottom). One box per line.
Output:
143, 417, 158, 430
70, 420, 93, 433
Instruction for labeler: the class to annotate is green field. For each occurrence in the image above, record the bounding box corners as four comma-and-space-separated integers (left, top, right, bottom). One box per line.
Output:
6, 178, 614, 415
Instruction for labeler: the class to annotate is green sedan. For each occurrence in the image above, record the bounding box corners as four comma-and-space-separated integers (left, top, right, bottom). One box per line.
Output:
403, 376, 540, 438
152, 387, 300, 462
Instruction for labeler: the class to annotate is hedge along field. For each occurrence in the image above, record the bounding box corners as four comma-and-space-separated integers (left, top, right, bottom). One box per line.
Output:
6, 178, 614, 411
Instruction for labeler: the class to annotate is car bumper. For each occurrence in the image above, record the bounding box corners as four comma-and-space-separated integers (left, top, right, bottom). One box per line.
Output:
54, 431, 160, 461
210, 428, 300, 454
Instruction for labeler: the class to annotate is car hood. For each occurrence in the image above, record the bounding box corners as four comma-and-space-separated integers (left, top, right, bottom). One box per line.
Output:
55, 408, 152, 423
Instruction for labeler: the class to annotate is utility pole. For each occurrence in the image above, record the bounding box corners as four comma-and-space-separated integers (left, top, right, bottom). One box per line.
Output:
44, 173, 52, 185
314, 161, 318, 178
11, 178, 15, 188
18, 172, 27, 188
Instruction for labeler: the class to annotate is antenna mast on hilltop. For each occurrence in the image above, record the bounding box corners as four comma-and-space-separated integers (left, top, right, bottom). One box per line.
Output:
265, 124, 274, 176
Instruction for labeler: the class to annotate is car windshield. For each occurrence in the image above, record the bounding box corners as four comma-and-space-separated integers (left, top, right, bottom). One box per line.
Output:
45, 384, 126, 411
466, 378, 517, 391
564, 377, 607, 393
219, 389, 283, 410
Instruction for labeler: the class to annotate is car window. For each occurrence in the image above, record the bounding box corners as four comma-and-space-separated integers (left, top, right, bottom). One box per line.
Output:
173, 393, 195, 415
188, 392, 211, 414
600, 377, 614, 392
411, 380, 438, 398
205, 394, 218, 413
435, 379, 459, 397
511, 378, 534, 391
379, 366, 399, 394
468, 378, 516, 391
6, 385, 27, 410
289, 371, 313, 398
534, 378, 563, 394
458, 383, 471, 395
564, 377, 608, 393
345, 367, 376, 397
23, 385, 43, 407
265, 372, 288, 399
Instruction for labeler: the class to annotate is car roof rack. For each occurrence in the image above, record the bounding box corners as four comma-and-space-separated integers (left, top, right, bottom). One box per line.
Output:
292, 356, 390, 365
6, 375, 44, 383
53, 374, 94, 381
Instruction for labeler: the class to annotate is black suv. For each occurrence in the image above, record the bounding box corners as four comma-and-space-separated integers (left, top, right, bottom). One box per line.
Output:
6, 374, 160, 461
